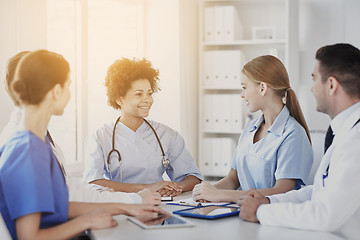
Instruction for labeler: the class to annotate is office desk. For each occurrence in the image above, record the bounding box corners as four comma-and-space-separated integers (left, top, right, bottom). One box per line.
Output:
91, 192, 344, 240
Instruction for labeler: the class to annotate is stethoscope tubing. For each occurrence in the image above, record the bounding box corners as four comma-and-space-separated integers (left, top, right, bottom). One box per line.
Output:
106, 117, 169, 181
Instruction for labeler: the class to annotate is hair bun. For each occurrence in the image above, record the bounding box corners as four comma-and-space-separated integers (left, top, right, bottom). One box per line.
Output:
12, 80, 31, 104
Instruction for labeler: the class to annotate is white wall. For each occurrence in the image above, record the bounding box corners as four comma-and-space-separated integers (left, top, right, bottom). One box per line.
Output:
1, 0, 360, 165
297, 0, 360, 131
143, 0, 200, 161
179, 0, 199, 161
0, 0, 47, 129
145, 0, 181, 132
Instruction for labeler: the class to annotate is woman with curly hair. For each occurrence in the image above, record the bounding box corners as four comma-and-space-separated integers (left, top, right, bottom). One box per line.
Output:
85, 58, 202, 197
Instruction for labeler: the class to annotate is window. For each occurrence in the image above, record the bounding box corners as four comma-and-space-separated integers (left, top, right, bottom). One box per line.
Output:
46, 0, 144, 175
47, 0, 82, 172
87, 0, 144, 133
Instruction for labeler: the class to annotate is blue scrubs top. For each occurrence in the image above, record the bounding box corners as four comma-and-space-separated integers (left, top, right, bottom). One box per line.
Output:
231, 106, 313, 190
0, 131, 68, 239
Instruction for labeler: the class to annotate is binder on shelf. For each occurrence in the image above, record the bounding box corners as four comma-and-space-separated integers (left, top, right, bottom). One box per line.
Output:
212, 94, 222, 130
220, 50, 232, 88
201, 137, 213, 176
220, 138, 236, 176
231, 94, 244, 131
203, 137, 237, 177
203, 51, 214, 86
219, 94, 232, 131
223, 50, 243, 88
214, 51, 223, 87
204, 6, 214, 42
212, 138, 222, 176
203, 94, 213, 130
212, 50, 222, 87
214, 5, 224, 42
204, 4, 242, 43
203, 50, 245, 88
223, 5, 243, 41
200, 132, 241, 177
203, 94, 244, 132
217, 51, 231, 87
235, 51, 246, 87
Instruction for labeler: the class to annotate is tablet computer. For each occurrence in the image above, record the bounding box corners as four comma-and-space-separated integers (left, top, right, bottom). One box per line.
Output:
127, 214, 194, 229
173, 205, 240, 219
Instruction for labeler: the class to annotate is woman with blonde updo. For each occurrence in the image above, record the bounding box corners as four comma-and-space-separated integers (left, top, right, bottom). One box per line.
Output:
0, 50, 166, 239
193, 55, 313, 203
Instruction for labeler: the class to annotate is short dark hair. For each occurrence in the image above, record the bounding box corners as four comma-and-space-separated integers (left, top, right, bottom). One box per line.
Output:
12, 50, 70, 105
316, 43, 360, 98
105, 58, 160, 110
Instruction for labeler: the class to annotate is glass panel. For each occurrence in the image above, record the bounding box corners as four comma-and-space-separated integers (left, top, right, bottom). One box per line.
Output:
46, 0, 143, 172
87, 0, 144, 134
47, 0, 80, 166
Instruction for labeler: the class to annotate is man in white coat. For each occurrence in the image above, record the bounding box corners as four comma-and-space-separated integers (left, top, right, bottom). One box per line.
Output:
237, 43, 360, 239
0, 51, 160, 205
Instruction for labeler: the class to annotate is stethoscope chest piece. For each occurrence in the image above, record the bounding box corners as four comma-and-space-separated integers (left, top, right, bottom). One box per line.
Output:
162, 156, 170, 168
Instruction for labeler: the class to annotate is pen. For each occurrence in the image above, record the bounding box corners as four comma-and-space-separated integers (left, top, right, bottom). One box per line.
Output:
179, 201, 202, 206
322, 165, 329, 187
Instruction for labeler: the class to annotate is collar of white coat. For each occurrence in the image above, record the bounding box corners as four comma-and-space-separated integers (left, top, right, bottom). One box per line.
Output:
330, 101, 360, 138
250, 105, 289, 137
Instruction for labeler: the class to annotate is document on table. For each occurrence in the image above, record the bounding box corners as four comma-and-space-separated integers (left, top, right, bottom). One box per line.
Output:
167, 197, 233, 207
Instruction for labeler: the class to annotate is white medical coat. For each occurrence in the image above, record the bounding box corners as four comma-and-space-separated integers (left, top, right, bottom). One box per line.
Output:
257, 102, 360, 239
85, 119, 202, 184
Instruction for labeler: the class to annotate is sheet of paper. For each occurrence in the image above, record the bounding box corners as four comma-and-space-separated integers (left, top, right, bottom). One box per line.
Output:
161, 196, 173, 201
169, 197, 232, 207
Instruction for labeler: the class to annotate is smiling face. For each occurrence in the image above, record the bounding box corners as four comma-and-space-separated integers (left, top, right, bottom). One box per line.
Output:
117, 79, 154, 119
241, 76, 262, 113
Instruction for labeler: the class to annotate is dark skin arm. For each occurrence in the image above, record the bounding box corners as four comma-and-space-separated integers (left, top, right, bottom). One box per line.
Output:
158, 175, 201, 197
91, 175, 201, 197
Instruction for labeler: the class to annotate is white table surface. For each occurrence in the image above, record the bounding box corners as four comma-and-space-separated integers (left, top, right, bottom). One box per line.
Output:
90, 192, 344, 240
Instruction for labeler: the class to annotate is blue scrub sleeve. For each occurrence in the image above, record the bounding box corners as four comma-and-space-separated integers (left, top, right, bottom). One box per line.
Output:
2, 144, 56, 220
275, 128, 314, 187
166, 132, 203, 182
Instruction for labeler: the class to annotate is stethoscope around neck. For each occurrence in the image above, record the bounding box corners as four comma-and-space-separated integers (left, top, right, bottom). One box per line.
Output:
106, 116, 170, 181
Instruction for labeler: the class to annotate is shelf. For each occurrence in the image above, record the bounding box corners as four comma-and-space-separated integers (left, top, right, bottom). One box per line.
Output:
198, 0, 298, 178
202, 129, 243, 134
204, 0, 285, 3
202, 86, 243, 91
202, 39, 286, 46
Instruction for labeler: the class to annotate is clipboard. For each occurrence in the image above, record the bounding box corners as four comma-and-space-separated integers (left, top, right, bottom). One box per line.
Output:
173, 205, 240, 220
